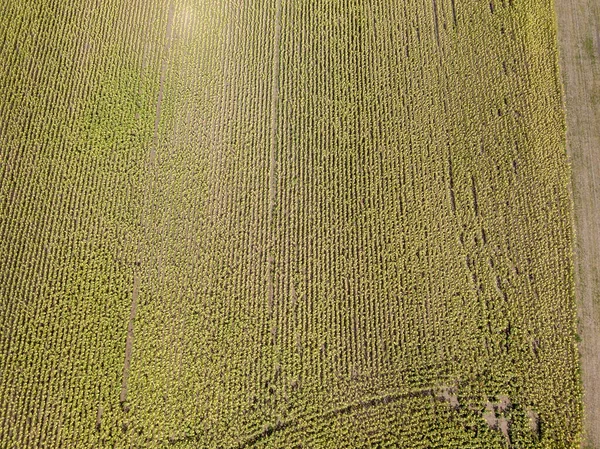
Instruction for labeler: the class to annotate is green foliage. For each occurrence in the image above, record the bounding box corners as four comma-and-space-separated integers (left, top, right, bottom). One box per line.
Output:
0, 0, 582, 447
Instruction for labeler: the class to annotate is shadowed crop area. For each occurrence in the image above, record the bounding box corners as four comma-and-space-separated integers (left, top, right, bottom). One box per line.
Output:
0, 0, 584, 447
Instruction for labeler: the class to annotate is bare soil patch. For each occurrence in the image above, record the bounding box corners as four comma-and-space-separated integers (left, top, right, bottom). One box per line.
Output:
526, 409, 540, 436
482, 402, 497, 429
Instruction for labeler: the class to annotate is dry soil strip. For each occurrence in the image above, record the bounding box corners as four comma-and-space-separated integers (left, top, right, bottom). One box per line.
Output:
554, 0, 600, 447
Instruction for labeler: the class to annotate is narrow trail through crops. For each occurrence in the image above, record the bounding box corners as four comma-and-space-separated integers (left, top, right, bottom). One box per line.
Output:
150, 2, 175, 164
120, 1, 175, 408
120, 273, 140, 405
267, 0, 283, 318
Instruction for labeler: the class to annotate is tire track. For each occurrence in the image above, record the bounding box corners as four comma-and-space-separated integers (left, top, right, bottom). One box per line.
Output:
120, 0, 175, 408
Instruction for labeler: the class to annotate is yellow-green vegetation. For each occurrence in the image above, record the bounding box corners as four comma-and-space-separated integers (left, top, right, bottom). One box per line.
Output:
0, 0, 582, 447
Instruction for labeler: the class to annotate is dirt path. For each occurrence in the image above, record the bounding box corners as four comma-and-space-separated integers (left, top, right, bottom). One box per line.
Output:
554, 1, 600, 447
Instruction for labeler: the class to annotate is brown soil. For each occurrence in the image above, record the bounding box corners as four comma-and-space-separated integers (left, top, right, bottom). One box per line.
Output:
554, 1, 600, 447
440, 387, 459, 409
526, 409, 539, 436
482, 402, 497, 429
497, 395, 511, 413
498, 417, 510, 445
95, 405, 102, 431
